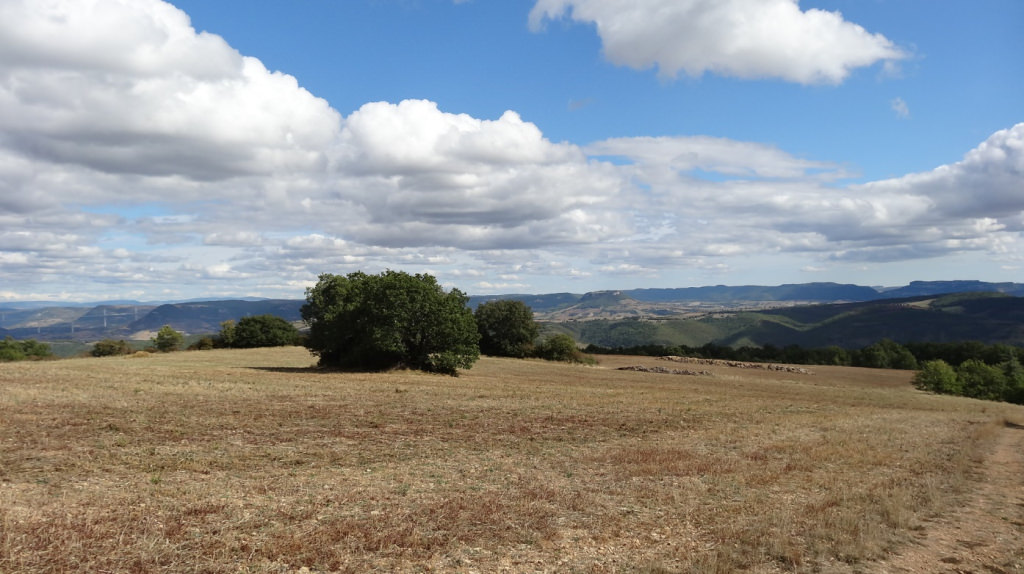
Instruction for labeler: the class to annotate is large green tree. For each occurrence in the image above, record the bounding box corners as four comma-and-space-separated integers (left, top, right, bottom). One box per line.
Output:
302, 270, 479, 376
474, 299, 538, 358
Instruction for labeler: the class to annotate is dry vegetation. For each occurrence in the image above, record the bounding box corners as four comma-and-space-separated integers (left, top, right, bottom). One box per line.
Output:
2, 347, 1022, 573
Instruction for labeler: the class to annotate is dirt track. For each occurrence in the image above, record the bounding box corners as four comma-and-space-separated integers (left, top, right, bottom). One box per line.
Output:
877, 421, 1024, 574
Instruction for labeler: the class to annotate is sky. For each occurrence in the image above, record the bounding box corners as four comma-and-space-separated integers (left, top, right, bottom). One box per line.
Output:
0, 0, 1022, 302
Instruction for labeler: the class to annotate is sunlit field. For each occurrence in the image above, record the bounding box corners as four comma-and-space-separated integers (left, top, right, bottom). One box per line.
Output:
2, 348, 1021, 573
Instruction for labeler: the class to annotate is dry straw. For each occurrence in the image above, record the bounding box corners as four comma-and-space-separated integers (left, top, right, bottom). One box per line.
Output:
2, 347, 1021, 572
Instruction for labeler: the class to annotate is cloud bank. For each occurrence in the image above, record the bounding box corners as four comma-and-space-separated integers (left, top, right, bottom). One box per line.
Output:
0, 0, 1019, 300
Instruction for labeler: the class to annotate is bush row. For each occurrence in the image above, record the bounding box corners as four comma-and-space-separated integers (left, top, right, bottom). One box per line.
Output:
914, 357, 1024, 404
0, 336, 53, 362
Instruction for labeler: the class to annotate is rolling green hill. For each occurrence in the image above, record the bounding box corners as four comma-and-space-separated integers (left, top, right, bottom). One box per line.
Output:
556, 293, 1024, 349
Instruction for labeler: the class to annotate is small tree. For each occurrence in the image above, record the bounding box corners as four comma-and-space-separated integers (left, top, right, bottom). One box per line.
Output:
91, 339, 133, 357
535, 333, 593, 364
152, 325, 184, 353
302, 270, 479, 376
474, 299, 538, 358
229, 315, 299, 348
912, 360, 960, 394
218, 320, 236, 348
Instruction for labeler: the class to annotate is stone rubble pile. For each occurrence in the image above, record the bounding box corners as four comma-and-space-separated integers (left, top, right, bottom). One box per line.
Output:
659, 356, 813, 375
616, 365, 712, 376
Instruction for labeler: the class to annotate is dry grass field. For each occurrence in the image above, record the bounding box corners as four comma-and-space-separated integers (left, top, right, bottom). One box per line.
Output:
2, 347, 1023, 573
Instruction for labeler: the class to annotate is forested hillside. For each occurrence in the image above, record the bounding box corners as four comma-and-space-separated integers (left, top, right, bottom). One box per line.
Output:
555, 293, 1024, 349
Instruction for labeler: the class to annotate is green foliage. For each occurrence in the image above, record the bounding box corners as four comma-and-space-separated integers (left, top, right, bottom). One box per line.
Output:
227, 314, 299, 348
218, 320, 236, 348
91, 339, 133, 357
2, 340, 25, 361
852, 340, 918, 370
474, 299, 538, 358
0, 337, 53, 362
302, 270, 479, 376
535, 333, 594, 364
1003, 355, 1024, 404
957, 359, 1007, 401
912, 360, 961, 394
151, 325, 184, 353
818, 345, 852, 366
911, 352, 1024, 405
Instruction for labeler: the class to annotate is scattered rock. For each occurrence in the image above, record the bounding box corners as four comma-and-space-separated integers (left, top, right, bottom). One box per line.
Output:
659, 356, 813, 375
617, 365, 712, 376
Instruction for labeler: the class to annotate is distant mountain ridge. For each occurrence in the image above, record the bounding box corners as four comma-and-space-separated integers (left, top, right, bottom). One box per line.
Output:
624, 282, 881, 303
879, 280, 1024, 298
3, 280, 1024, 344
0, 299, 302, 341
565, 293, 1024, 350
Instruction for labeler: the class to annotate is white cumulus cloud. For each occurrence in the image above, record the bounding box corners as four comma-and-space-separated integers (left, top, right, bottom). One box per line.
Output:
0, 0, 341, 183
329, 99, 628, 249
530, 0, 907, 84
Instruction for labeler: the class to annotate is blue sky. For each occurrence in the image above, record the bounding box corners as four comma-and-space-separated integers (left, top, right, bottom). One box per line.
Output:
0, 0, 1021, 301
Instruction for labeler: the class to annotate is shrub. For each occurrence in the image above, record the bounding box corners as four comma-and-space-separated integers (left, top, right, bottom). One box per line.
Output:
0, 340, 24, 362
91, 339, 133, 357
535, 334, 594, 364
912, 360, 960, 394
0, 337, 53, 361
227, 315, 299, 348
957, 359, 1007, 401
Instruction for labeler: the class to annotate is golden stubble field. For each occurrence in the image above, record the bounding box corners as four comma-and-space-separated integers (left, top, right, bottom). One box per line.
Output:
1, 347, 1022, 573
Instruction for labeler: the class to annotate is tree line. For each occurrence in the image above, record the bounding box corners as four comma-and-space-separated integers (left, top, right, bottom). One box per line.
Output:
913, 357, 1024, 404
584, 339, 1024, 404
583, 339, 1024, 370
85, 271, 588, 374
90, 316, 303, 357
